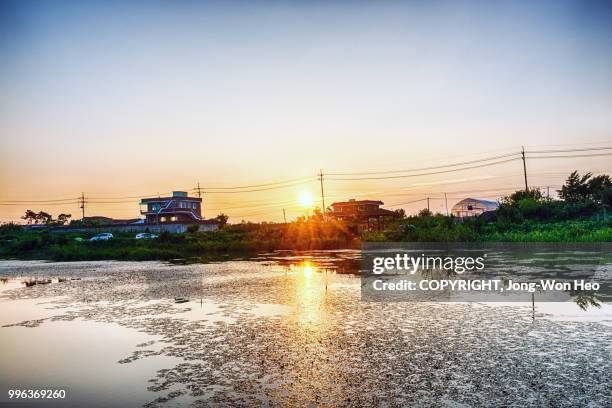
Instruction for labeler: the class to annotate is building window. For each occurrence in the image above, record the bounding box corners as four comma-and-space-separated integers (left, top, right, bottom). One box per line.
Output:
192, 202, 197, 209
170, 216, 177, 222
152, 204, 161, 211
160, 216, 167, 222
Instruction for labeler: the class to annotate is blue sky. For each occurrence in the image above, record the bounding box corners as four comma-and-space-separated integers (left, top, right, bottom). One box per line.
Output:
1, 0, 611, 221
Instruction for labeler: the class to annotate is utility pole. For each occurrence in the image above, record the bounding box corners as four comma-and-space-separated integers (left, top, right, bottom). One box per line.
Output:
319, 170, 326, 220
196, 182, 202, 198
546, 186, 550, 199
444, 193, 449, 216
427, 197, 430, 212
521, 146, 528, 192
283, 208, 287, 224
79, 192, 86, 220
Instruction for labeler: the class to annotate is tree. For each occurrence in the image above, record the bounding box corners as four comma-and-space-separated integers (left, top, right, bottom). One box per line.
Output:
22, 210, 38, 224
393, 208, 406, 219
309, 208, 324, 221
418, 208, 432, 217
588, 175, 612, 205
56, 213, 72, 225
215, 213, 229, 228
502, 188, 544, 206
36, 211, 53, 225
21, 210, 72, 226
558, 171, 592, 203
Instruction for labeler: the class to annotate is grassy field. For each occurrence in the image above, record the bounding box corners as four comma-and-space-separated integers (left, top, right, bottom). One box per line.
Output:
363, 218, 612, 243
1, 217, 610, 262
0, 222, 359, 262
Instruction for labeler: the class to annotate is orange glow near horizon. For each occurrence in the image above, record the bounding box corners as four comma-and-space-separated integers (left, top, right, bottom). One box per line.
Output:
293, 260, 326, 326
298, 190, 315, 209
302, 263, 314, 279
1, 2, 612, 224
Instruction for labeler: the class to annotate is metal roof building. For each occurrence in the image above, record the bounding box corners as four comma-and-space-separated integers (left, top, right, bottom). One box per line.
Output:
451, 198, 499, 218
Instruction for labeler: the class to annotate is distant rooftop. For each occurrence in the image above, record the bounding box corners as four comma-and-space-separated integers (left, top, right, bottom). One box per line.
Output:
331, 199, 384, 206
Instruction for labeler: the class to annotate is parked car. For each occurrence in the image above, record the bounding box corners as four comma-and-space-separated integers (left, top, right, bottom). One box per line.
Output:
89, 233, 114, 241
135, 233, 158, 239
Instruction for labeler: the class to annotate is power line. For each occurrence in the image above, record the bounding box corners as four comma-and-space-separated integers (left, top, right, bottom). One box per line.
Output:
226, 205, 304, 218
0, 202, 79, 206
328, 157, 521, 181
0, 197, 80, 203
2, 144, 611, 222
198, 178, 317, 194
192, 176, 317, 190
204, 200, 295, 212
387, 198, 428, 207
87, 192, 175, 200
326, 152, 520, 176
327, 151, 611, 182
527, 152, 612, 159
526, 146, 612, 154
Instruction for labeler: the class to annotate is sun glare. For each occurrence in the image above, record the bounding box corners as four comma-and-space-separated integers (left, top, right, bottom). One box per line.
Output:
303, 265, 313, 278
298, 190, 314, 208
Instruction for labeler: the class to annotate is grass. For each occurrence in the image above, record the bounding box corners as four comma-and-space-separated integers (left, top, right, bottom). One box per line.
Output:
0, 221, 359, 262
1, 216, 610, 262
363, 217, 612, 243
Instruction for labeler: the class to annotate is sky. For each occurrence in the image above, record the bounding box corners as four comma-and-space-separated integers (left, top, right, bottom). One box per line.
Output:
1, 0, 611, 222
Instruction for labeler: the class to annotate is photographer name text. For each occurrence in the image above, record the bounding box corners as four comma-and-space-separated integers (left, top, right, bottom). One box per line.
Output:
371, 279, 600, 293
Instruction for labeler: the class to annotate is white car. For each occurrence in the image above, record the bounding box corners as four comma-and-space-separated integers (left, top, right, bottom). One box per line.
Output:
89, 233, 114, 241
135, 233, 158, 239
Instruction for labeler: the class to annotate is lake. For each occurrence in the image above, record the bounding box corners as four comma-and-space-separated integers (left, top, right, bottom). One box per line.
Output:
1, 251, 611, 407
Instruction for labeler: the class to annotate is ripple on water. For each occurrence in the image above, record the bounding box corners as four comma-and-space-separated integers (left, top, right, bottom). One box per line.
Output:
0, 257, 611, 407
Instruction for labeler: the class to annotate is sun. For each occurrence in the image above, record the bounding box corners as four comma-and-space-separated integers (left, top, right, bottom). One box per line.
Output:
303, 265, 313, 278
298, 190, 314, 208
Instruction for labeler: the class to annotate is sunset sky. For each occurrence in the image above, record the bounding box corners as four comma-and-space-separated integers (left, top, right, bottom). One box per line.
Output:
1, 0, 611, 222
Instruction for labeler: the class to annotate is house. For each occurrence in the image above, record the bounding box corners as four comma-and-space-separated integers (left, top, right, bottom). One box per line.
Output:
140, 191, 203, 224
331, 199, 395, 230
451, 198, 499, 218
32, 190, 218, 234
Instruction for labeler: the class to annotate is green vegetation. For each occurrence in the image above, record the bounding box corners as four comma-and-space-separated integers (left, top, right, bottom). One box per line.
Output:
0, 220, 358, 262
21, 210, 71, 226
1, 171, 610, 261
365, 171, 612, 242
364, 217, 611, 242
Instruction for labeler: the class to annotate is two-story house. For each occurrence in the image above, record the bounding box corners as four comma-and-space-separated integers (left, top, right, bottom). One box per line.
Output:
139, 191, 202, 224
331, 199, 395, 230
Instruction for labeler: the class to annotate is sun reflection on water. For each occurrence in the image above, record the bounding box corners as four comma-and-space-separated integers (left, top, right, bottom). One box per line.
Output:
302, 263, 314, 280
288, 260, 335, 327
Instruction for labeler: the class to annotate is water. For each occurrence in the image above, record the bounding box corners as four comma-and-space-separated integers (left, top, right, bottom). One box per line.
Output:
0, 252, 611, 407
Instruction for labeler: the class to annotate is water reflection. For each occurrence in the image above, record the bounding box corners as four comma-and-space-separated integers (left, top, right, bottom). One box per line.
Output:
361, 245, 611, 309
287, 260, 331, 326
1, 256, 611, 407
0, 278, 27, 291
